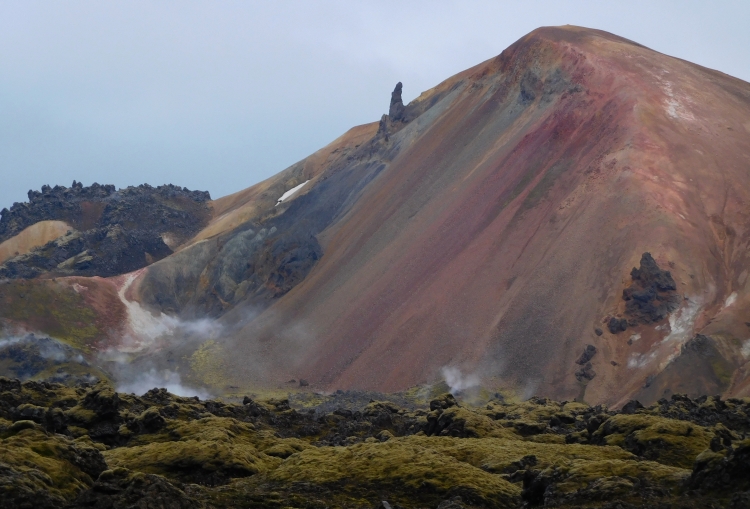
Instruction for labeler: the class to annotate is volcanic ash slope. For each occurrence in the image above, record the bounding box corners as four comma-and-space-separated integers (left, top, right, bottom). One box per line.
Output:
95, 26, 750, 404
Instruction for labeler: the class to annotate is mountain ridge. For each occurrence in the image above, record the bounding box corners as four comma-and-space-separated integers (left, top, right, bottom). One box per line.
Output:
2, 26, 750, 408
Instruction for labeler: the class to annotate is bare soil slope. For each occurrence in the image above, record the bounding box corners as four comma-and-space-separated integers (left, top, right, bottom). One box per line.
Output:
196, 26, 750, 405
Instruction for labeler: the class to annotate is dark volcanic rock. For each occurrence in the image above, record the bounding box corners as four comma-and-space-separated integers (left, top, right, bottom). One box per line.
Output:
575, 345, 597, 365
72, 468, 200, 509
574, 362, 596, 382
389, 82, 405, 121
689, 438, 750, 493
0, 226, 173, 279
622, 252, 680, 324
0, 182, 211, 279
607, 317, 628, 334
620, 400, 644, 414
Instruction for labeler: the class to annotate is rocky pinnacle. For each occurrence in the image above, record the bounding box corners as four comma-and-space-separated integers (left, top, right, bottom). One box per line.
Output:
389, 82, 405, 121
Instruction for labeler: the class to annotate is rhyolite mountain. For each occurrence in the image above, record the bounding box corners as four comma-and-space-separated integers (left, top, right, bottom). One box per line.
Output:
2, 25, 750, 407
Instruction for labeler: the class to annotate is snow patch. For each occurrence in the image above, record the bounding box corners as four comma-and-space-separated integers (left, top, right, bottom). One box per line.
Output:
276, 180, 309, 206
629, 333, 641, 343
723, 292, 737, 310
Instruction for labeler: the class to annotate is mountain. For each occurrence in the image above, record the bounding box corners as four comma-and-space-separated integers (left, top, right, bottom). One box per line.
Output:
2, 26, 750, 407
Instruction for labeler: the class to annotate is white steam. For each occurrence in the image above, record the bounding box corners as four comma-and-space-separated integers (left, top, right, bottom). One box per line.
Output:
628, 297, 703, 370
117, 273, 222, 353
741, 339, 750, 360
661, 297, 702, 345
0, 334, 81, 363
116, 369, 210, 399
627, 350, 658, 369
441, 366, 480, 393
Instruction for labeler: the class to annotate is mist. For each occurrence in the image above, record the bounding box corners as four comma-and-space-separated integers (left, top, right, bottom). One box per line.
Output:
441, 366, 480, 393
116, 368, 210, 399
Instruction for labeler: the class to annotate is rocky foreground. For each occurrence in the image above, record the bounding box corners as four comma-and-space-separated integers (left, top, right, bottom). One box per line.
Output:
0, 378, 748, 508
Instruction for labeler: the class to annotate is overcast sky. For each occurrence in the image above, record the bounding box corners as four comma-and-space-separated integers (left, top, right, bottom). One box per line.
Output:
1, 1, 748, 208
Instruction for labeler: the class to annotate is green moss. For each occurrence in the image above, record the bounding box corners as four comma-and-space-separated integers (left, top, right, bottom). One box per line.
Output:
435, 406, 519, 439
0, 280, 101, 352
65, 405, 98, 426
189, 339, 230, 389
262, 439, 310, 459
0, 426, 102, 504
269, 438, 521, 508
551, 458, 688, 494
104, 416, 281, 483
592, 414, 713, 468
401, 435, 634, 474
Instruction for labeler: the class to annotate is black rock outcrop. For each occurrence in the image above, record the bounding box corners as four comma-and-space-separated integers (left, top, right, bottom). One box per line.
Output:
574, 362, 596, 382
389, 82, 405, 121
607, 317, 628, 334
0, 182, 211, 279
622, 252, 680, 324
575, 345, 597, 365
0, 226, 172, 279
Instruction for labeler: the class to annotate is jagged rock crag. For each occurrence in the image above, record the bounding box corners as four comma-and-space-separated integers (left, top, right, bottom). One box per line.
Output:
389, 81, 405, 121
622, 252, 680, 324
0, 182, 211, 278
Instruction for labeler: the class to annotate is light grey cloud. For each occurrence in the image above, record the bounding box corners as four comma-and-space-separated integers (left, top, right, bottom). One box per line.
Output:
1, 1, 748, 209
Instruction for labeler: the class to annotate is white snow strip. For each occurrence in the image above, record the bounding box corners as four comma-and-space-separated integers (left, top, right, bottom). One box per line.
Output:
276, 180, 309, 206
723, 292, 737, 310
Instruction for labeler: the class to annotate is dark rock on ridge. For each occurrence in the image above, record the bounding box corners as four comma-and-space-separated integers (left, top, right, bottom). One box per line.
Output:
0, 182, 209, 243
0, 225, 172, 279
389, 81, 405, 121
622, 252, 680, 324
0, 182, 211, 279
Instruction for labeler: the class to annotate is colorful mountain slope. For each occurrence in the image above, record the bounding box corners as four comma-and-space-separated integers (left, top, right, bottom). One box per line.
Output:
194, 25, 750, 404
3, 25, 750, 406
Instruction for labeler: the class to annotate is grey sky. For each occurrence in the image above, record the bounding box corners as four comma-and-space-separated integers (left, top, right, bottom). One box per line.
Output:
1, 1, 748, 209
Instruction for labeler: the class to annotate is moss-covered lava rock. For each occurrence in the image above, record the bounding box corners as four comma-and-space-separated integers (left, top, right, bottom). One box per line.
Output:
0, 378, 748, 508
